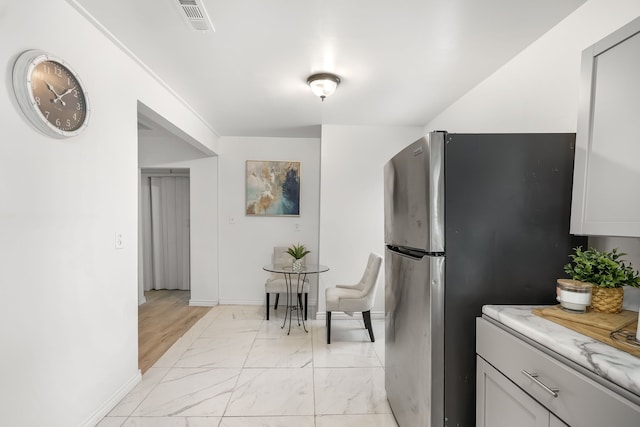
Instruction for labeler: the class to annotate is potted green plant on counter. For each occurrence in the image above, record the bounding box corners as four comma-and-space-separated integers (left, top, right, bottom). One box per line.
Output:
563, 246, 640, 313
287, 243, 311, 272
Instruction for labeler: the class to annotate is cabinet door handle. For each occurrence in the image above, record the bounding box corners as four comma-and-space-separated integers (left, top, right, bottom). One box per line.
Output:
521, 370, 559, 398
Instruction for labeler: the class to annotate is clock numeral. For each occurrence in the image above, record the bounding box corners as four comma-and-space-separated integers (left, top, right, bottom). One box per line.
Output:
76, 103, 82, 111
35, 96, 41, 106
73, 113, 78, 121
43, 64, 51, 74
54, 65, 62, 77
55, 118, 61, 126
73, 89, 78, 98
44, 110, 50, 119
66, 119, 71, 127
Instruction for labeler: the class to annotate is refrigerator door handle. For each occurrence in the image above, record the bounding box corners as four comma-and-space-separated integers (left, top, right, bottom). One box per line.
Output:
386, 244, 441, 260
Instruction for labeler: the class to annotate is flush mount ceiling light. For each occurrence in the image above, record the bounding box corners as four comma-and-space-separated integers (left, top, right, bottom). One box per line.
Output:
307, 73, 341, 101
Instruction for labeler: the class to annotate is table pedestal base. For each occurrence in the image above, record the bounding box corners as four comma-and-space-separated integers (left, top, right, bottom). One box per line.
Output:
281, 273, 308, 335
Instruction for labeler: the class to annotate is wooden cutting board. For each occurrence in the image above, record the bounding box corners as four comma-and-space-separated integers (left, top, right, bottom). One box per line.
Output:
532, 305, 640, 358
534, 305, 637, 330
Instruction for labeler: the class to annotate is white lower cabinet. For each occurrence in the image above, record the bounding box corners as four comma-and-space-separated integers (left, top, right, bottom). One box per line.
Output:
476, 317, 640, 427
477, 357, 557, 427
549, 414, 568, 427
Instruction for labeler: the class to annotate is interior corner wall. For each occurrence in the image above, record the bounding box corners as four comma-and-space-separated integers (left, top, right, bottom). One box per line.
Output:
424, 0, 640, 309
0, 1, 218, 425
218, 137, 321, 306
138, 155, 219, 307
317, 125, 425, 318
425, 0, 640, 134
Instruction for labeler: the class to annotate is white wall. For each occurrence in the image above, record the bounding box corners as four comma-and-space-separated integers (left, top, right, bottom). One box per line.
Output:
188, 157, 220, 306
425, 0, 640, 309
317, 125, 425, 318
0, 0, 217, 425
218, 137, 321, 306
426, 0, 640, 133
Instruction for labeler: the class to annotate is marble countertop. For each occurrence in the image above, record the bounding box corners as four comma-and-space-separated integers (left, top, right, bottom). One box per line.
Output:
482, 305, 640, 398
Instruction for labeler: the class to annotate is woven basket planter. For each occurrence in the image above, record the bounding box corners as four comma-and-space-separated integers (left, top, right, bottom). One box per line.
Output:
590, 286, 624, 314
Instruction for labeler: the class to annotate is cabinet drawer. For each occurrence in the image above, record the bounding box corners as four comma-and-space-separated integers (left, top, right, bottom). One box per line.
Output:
476, 318, 640, 427
477, 357, 550, 427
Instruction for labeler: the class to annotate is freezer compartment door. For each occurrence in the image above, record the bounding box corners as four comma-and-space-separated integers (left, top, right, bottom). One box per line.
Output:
385, 246, 444, 427
384, 131, 444, 253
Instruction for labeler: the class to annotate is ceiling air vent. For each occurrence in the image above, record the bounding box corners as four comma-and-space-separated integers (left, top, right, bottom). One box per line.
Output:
177, 0, 214, 32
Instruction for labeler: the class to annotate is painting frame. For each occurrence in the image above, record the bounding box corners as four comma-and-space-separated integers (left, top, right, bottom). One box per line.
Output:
245, 160, 301, 216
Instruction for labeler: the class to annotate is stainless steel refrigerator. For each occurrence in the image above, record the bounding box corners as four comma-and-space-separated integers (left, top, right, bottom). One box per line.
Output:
384, 131, 586, 427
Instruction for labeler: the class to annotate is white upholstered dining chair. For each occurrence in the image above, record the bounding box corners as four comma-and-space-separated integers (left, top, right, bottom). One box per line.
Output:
325, 252, 382, 344
265, 246, 309, 320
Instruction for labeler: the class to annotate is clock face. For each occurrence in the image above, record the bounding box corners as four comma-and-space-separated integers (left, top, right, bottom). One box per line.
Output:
13, 50, 90, 138
31, 60, 88, 132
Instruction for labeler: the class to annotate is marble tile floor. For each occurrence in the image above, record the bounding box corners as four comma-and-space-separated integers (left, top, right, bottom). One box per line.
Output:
98, 304, 398, 427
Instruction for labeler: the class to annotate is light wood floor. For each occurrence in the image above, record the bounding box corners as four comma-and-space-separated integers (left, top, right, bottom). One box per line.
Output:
138, 290, 211, 374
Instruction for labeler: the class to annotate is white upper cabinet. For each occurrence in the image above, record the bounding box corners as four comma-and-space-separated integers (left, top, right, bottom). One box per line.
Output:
571, 17, 640, 237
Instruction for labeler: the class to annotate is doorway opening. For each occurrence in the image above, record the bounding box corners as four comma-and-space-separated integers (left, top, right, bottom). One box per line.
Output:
139, 168, 202, 372
141, 168, 191, 294
136, 102, 216, 373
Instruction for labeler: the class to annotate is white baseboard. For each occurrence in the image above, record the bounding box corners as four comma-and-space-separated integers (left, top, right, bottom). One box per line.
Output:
81, 370, 141, 427
218, 298, 263, 305
316, 310, 385, 321
218, 298, 318, 306
189, 299, 219, 306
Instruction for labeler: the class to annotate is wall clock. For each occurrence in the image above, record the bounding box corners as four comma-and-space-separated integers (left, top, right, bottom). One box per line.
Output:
12, 50, 90, 138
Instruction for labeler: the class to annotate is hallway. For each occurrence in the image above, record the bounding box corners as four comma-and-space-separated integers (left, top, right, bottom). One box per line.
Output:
138, 290, 211, 373
99, 305, 396, 426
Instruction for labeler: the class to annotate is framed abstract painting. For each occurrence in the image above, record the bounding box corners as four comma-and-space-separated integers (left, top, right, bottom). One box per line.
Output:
246, 160, 300, 216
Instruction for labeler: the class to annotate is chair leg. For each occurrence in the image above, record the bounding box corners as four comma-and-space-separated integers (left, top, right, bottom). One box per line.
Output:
304, 293, 308, 320
363, 310, 375, 342
297, 293, 303, 312
266, 293, 270, 320
274, 293, 280, 310
327, 311, 332, 344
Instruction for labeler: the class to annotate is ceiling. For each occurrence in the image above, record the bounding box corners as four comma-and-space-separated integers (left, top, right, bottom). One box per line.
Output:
76, 0, 586, 139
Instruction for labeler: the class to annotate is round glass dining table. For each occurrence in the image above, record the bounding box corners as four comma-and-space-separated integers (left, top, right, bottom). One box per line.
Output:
263, 264, 329, 334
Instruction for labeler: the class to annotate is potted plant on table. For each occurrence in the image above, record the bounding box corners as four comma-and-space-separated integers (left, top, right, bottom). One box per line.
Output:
287, 243, 311, 273
563, 246, 640, 313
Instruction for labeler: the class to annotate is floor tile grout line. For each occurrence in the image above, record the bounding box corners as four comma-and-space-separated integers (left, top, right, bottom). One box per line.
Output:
311, 313, 318, 426
102, 307, 391, 426
215, 318, 262, 419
